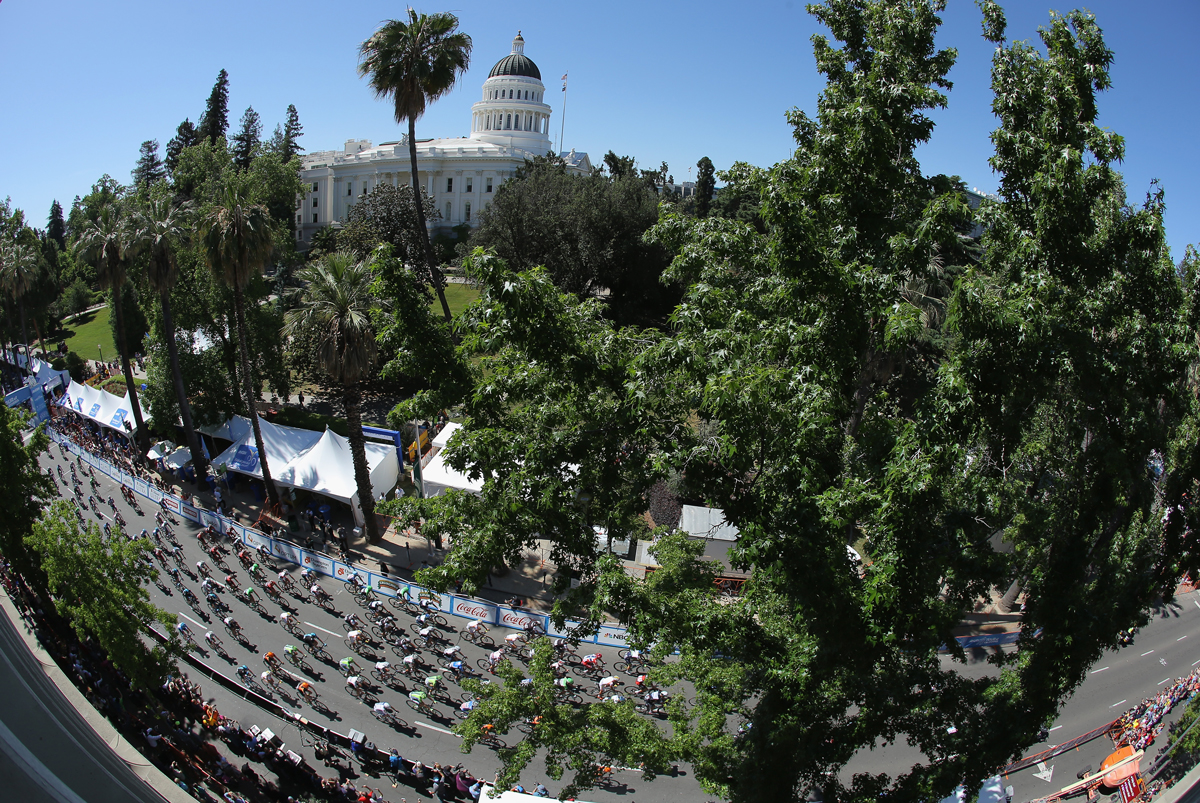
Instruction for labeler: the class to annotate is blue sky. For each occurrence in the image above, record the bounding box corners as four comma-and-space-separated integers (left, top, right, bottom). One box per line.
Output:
2, 0, 1198, 259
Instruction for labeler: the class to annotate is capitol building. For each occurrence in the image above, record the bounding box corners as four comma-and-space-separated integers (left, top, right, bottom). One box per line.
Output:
296, 32, 590, 247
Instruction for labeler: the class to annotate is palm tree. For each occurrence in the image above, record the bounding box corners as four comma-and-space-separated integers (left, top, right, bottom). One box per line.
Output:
358, 10, 471, 322
0, 243, 38, 376
74, 206, 150, 453
128, 197, 209, 482
200, 183, 281, 509
283, 250, 381, 541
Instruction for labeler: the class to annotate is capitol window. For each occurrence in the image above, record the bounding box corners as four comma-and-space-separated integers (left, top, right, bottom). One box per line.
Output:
506, 114, 511, 129
486, 178, 493, 193
445, 202, 452, 220
465, 178, 472, 193
311, 182, 318, 192
312, 213, 318, 223
446, 177, 453, 192
465, 202, 471, 222
312, 198, 317, 207
347, 183, 352, 196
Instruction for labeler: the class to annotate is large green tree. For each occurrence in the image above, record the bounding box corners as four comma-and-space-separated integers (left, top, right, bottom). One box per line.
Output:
132, 140, 167, 188
197, 69, 231, 146
339, 182, 435, 261
0, 403, 54, 583
358, 10, 471, 322
387, 2, 1200, 801
230, 106, 262, 171
129, 193, 208, 480
73, 204, 150, 452
26, 501, 185, 689
200, 182, 281, 508
694, 156, 715, 218
469, 154, 678, 325
283, 251, 381, 540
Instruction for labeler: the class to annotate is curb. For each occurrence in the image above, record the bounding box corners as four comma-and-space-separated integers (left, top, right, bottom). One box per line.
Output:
0, 587, 194, 803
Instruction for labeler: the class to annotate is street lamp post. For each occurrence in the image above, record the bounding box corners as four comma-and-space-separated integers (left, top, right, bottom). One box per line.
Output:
97, 344, 103, 364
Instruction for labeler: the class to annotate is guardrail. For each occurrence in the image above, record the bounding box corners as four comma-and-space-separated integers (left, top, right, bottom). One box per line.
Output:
51, 430, 632, 648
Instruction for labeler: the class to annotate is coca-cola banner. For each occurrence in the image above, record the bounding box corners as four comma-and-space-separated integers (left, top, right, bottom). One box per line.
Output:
161, 495, 182, 515
451, 596, 498, 625
179, 501, 200, 523
497, 607, 547, 633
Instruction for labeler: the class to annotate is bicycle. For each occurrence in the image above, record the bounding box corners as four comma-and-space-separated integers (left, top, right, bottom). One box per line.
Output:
285, 650, 311, 672
477, 727, 506, 749
372, 706, 406, 728
346, 683, 378, 704
387, 595, 417, 614
414, 611, 449, 629
412, 625, 444, 648
460, 624, 494, 648
406, 694, 435, 715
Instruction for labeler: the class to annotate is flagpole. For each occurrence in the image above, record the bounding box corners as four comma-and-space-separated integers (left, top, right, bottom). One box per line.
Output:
558, 72, 568, 155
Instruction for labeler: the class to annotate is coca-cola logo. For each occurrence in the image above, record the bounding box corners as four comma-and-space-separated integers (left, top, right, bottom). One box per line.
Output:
455, 603, 492, 619
501, 612, 536, 627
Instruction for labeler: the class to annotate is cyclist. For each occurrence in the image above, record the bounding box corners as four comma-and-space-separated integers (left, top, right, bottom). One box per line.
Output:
347, 571, 365, 589
297, 681, 315, 702
347, 630, 365, 649
224, 573, 240, 590
261, 671, 281, 692
249, 562, 262, 580
504, 632, 524, 648
408, 689, 429, 710
205, 590, 223, 609
378, 617, 398, 639
373, 700, 395, 719
181, 587, 198, 604
597, 675, 620, 696
645, 689, 667, 711
176, 621, 192, 639
554, 677, 575, 691
415, 612, 438, 628
417, 625, 438, 642
277, 570, 293, 589
395, 635, 416, 655
340, 656, 360, 676
344, 612, 361, 629
236, 665, 253, 682
284, 644, 302, 664
441, 644, 462, 661
459, 699, 478, 714
467, 618, 489, 637
237, 549, 250, 567
310, 583, 330, 602
424, 674, 442, 695
401, 653, 421, 672
224, 617, 242, 637
139, 528, 149, 540
279, 611, 294, 629
201, 577, 219, 593
346, 675, 362, 694
263, 651, 280, 669
487, 648, 506, 672
208, 545, 223, 563
634, 674, 655, 691
446, 660, 466, 681
301, 632, 324, 650
240, 586, 259, 604
522, 618, 544, 638
367, 598, 386, 617
418, 598, 438, 614
169, 567, 181, 583
300, 568, 315, 585
374, 660, 393, 680
580, 653, 603, 671
550, 659, 569, 677
264, 579, 280, 597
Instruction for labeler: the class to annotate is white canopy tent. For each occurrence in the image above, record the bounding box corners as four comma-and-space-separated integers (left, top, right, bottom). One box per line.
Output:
199, 415, 252, 444
59, 379, 150, 433
420, 448, 486, 496
431, 421, 462, 450
275, 427, 400, 525
679, 505, 740, 542
211, 416, 322, 481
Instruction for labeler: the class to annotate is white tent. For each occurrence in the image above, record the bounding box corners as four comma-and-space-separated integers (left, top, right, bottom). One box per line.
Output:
211, 416, 322, 480
432, 421, 462, 450
200, 415, 252, 444
60, 379, 150, 433
275, 427, 400, 525
420, 448, 485, 495
679, 505, 740, 541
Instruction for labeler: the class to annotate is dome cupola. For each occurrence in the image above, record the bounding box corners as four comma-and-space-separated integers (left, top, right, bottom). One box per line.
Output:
488, 31, 541, 79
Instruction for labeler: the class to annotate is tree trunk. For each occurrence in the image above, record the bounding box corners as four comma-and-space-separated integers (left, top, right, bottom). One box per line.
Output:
18, 300, 29, 379
232, 283, 279, 509
344, 381, 380, 543
111, 286, 150, 454
161, 287, 208, 483
408, 116, 453, 323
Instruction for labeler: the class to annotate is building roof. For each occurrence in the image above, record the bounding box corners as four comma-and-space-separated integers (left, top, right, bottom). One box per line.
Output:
488, 52, 540, 79
489, 32, 541, 79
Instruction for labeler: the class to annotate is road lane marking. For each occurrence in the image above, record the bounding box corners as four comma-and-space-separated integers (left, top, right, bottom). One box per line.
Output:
415, 721, 459, 737
1141, 650, 1155, 656
1180, 636, 1189, 641
302, 622, 339, 637
178, 611, 204, 627
1110, 700, 1127, 708
1193, 658, 1200, 667
1090, 667, 1109, 674
1194, 600, 1199, 610
1158, 678, 1170, 685
1049, 726, 1063, 732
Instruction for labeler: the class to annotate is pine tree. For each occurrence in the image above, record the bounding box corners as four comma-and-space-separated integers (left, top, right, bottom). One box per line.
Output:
47, 201, 65, 251
694, 156, 715, 217
230, 106, 262, 170
131, 140, 167, 188
164, 119, 198, 174
197, 69, 231, 145
282, 104, 304, 162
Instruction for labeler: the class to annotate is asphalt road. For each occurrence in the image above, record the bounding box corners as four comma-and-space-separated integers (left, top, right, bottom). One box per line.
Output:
48, 443, 1200, 803
845, 593, 1200, 801
44, 447, 709, 803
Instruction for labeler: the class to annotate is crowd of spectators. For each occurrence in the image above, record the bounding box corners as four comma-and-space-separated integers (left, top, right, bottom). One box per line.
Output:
1113, 669, 1200, 752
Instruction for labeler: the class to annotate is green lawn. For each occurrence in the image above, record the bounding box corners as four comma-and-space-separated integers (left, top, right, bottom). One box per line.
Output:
62, 306, 118, 365
438, 283, 480, 318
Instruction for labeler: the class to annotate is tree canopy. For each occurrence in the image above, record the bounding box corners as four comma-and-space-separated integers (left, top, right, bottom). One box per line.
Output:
385, 2, 1200, 801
